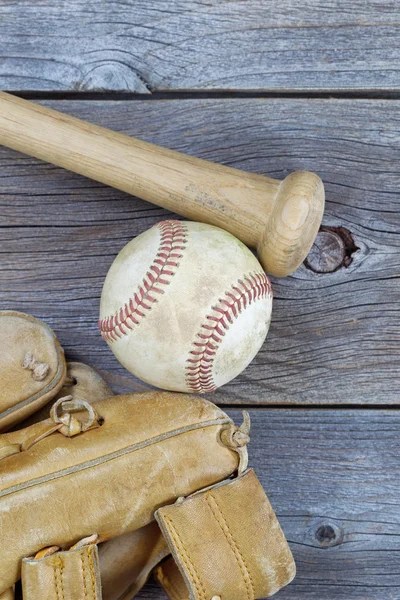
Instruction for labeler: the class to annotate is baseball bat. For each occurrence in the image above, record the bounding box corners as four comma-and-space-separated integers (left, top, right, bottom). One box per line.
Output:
0, 92, 324, 276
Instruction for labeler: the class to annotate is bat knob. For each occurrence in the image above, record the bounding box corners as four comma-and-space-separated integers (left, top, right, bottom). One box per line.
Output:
257, 171, 325, 277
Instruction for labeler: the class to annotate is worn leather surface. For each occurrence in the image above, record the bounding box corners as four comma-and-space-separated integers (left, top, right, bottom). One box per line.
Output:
22, 543, 102, 600
0, 311, 66, 432
9, 364, 170, 599
2, 341, 177, 600
18, 361, 113, 428
0, 391, 238, 594
155, 559, 189, 600
14, 366, 167, 600
156, 469, 296, 599
99, 521, 168, 600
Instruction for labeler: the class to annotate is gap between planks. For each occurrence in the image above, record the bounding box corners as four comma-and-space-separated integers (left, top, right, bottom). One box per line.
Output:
8, 90, 400, 102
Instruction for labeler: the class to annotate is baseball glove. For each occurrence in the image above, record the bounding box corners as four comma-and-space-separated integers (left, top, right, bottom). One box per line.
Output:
0, 391, 295, 600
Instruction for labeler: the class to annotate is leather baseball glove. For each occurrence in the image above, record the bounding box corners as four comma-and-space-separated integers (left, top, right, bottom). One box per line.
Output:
0, 391, 295, 600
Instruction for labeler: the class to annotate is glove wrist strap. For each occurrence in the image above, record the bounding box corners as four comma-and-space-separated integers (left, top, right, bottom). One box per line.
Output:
155, 469, 296, 600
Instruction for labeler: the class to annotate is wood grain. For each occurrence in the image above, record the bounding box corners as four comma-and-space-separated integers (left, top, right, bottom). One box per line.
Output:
0, 1, 399, 93
133, 408, 400, 599
0, 98, 399, 404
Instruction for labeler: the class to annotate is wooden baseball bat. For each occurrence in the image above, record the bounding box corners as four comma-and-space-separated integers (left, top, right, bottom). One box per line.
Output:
0, 92, 324, 276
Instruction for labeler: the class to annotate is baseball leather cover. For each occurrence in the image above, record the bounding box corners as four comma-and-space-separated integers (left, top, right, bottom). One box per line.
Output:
0, 311, 66, 432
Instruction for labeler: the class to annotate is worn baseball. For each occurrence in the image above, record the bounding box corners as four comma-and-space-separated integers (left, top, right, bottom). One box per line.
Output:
99, 220, 273, 393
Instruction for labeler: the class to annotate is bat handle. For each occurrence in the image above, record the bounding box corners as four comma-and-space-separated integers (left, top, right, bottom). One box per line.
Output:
259, 170, 325, 277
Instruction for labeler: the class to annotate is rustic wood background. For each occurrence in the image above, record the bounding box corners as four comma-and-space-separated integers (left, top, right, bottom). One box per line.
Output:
1, 1, 399, 598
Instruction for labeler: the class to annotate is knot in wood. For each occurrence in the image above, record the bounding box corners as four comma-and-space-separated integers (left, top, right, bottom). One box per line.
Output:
305, 226, 359, 273
315, 522, 343, 547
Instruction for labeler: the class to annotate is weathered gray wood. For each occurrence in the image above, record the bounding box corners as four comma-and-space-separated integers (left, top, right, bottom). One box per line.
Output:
0, 1, 399, 92
0, 98, 399, 404
132, 408, 400, 599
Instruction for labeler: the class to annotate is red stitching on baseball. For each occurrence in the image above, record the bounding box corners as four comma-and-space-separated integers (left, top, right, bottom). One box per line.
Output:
98, 220, 187, 342
186, 272, 272, 393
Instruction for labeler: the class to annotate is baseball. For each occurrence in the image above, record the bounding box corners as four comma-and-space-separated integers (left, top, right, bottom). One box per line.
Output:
99, 220, 273, 393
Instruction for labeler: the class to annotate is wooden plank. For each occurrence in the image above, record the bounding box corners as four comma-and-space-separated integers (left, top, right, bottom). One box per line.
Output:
0, 1, 399, 92
132, 408, 400, 599
0, 98, 399, 404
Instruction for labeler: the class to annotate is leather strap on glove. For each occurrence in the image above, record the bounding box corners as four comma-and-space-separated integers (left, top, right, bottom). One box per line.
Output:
22, 537, 102, 600
155, 469, 295, 599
